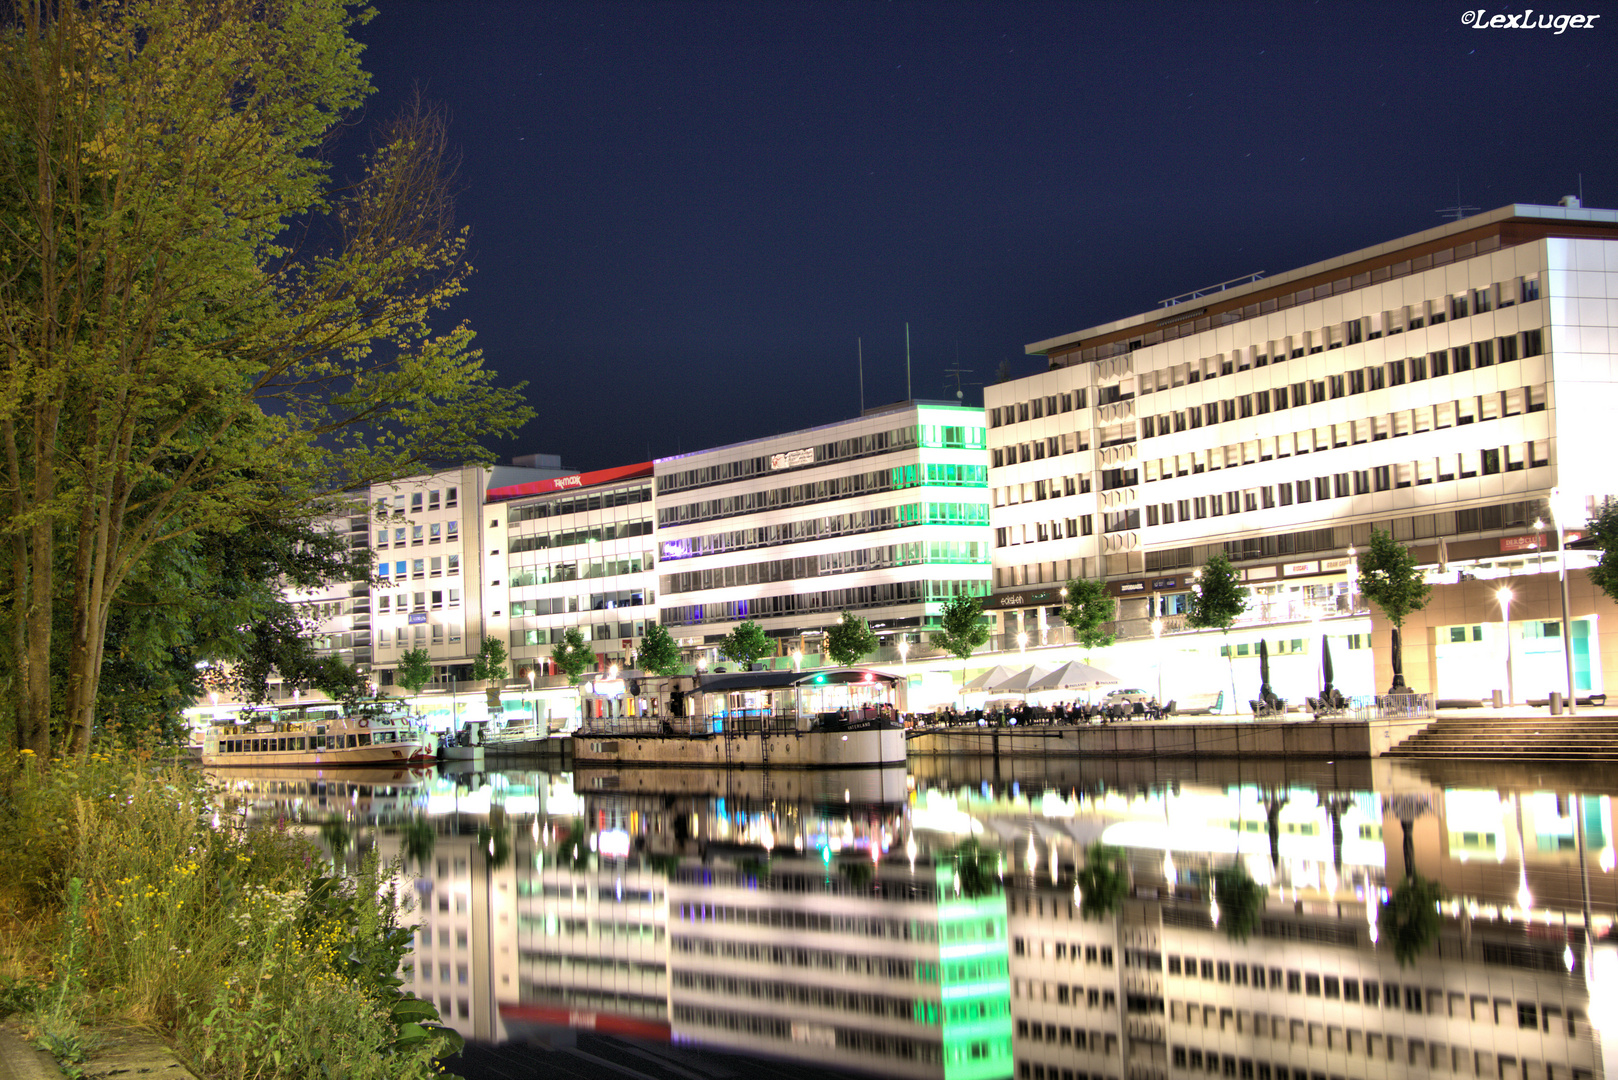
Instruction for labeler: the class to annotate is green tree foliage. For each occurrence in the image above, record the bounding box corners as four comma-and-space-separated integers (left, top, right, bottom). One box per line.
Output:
1212, 862, 1266, 942
394, 649, 433, 697
1586, 498, 1618, 603
1060, 578, 1116, 650
0, 0, 532, 756
470, 637, 508, 684
1379, 874, 1444, 968
931, 594, 990, 662
1357, 528, 1432, 628
1075, 843, 1129, 921
824, 610, 880, 667
1357, 528, 1432, 691
1187, 551, 1248, 711
719, 620, 772, 669
948, 839, 1002, 899
1186, 552, 1249, 632
551, 628, 593, 685
637, 623, 683, 677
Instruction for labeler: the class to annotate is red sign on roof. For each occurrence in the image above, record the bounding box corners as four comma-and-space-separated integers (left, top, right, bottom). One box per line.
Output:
486, 462, 653, 503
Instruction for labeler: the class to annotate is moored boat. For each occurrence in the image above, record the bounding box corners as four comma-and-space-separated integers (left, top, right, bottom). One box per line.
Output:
200, 700, 434, 768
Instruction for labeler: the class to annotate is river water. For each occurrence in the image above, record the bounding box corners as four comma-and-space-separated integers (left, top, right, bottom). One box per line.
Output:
208, 755, 1618, 1080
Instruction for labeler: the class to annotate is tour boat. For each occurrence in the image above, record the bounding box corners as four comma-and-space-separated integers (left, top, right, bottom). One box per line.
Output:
200, 700, 435, 768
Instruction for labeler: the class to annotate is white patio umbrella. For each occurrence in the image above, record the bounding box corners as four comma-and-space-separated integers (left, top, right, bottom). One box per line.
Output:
1027, 660, 1121, 693
994, 664, 1060, 697
962, 664, 1021, 693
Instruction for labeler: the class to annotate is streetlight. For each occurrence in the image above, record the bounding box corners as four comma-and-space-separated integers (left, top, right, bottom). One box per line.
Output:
1533, 517, 1546, 574
1152, 618, 1164, 705
1496, 586, 1514, 706
1550, 487, 1579, 715
791, 648, 803, 672
1016, 630, 1028, 656
898, 638, 910, 667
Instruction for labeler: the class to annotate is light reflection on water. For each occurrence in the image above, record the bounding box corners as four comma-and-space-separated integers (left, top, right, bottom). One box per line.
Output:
208, 758, 1618, 1080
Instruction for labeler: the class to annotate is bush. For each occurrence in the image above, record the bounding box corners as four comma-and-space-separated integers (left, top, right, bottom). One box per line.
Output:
0, 752, 460, 1079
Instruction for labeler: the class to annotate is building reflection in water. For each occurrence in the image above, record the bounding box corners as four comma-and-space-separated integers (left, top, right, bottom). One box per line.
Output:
208, 757, 1618, 1080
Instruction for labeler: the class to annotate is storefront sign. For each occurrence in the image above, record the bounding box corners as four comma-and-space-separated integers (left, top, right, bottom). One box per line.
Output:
1152, 578, 1178, 589
1119, 581, 1145, 593
1320, 557, 1351, 572
994, 589, 1062, 608
1283, 561, 1319, 576
1244, 566, 1277, 580
769, 447, 815, 470
1499, 534, 1542, 553
408, 612, 427, 625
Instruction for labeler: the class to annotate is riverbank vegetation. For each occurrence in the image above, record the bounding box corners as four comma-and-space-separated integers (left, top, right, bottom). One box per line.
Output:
0, 751, 460, 1078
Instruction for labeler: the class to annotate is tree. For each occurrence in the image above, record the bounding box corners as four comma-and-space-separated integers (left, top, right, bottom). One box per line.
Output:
1585, 498, 1618, 602
719, 621, 772, 669
932, 594, 990, 662
394, 649, 434, 697
1379, 874, 1444, 967
1212, 862, 1266, 942
551, 628, 593, 685
1075, 843, 1129, 921
637, 623, 683, 678
0, 1, 532, 756
1060, 578, 1116, 650
1186, 551, 1248, 712
824, 611, 879, 667
471, 636, 509, 709
1357, 528, 1432, 692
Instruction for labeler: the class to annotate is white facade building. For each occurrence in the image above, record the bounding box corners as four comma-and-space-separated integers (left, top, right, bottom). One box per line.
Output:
653, 400, 994, 659
987, 202, 1618, 699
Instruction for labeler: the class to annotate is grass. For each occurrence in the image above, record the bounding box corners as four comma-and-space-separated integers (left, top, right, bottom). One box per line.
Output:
0, 750, 461, 1079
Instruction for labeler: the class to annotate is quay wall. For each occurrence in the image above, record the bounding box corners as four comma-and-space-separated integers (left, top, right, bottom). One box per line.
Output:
905, 717, 1433, 759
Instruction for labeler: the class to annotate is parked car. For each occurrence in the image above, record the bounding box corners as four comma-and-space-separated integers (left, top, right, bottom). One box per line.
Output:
1102, 687, 1153, 704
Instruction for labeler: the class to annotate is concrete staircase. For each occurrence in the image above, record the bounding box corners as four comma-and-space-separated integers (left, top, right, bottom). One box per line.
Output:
1385, 711, 1618, 761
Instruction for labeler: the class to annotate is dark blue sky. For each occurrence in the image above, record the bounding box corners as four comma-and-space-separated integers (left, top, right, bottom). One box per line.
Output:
352, 0, 1618, 471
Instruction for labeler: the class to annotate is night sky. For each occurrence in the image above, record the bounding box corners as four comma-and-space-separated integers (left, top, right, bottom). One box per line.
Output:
349, 0, 1618, 472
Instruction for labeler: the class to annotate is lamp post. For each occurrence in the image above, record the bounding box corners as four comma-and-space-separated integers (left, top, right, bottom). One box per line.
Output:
1550, 488, 1579, 715
898, 638, 910, 668
1496, 586, 1514, 706
791, 648, 802, 672
1152, 618, 1163, 705
1534, 517, 1546, 574
1017, 630, 1028, 656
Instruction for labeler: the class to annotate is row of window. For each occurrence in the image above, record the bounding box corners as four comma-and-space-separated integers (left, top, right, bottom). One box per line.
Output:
1139, 287, 1541, 394
1015, 1065, 1115, 1080
989, 389, 1092, 428
1142, 384, 1548, 485
377, 554, 460, 579
1170, 967, 1587, 1031
506, 483, 651, 522
661, 541, 989, 596
998, 518, 1092, 548
1015, 1021, 1117, 1054
1171, 1048, 1592, 1080
508, 588, 650, 617
1145, 442, 1550, 530
674, 901, 947, 941
375, 589, 460, 612
511, 622, 640, 648
670, 934, 936, 981
658, 503, 939, 563
215, 731, 405, 753
1013, 937, 1116, 966
376, 520, 459, 547
670, 1004, 945, 1065
1056, 246, 1518, 366
658, 423, 987, 495
378, 623, 462, 648
660, 578, 990, 628
507, 518, 652, 553
672, 971, 935, 1026
659, 467, 913, 526
995, 434, 1093, 468
376, 487, 458, 514
508, 555, 652, 586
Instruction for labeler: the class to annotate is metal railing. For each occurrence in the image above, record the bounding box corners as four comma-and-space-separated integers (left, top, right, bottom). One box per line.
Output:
1353, 692, 1435, 721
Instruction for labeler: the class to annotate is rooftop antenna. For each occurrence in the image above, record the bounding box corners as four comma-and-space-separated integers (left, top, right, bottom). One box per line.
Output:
857, 337, 865, 415
944, 366, 978, 404
1437, 179, 1478, 222
904, 323, 913, 401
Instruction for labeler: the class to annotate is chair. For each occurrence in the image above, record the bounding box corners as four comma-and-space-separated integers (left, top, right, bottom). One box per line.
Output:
1132, 701, 1146, 718
1165, 700, 1176, 716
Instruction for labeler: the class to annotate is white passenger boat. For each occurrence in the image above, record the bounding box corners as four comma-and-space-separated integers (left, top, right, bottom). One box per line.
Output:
200, 701, 435, 768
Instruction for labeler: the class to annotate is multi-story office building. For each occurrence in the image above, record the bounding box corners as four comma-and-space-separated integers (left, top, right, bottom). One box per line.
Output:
653, 400, 994, 656
987, 201, 1618, 698
484, 462, 659, 682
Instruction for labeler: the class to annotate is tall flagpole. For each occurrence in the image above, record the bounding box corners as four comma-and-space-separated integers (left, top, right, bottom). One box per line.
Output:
857, 338, 865, 415
905, 323, 912, 401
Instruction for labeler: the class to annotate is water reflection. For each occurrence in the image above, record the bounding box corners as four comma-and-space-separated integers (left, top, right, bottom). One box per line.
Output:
208, 758, 1618, 1080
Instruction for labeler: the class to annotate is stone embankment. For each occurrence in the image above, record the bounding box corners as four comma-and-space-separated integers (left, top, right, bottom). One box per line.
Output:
0, 1021, 195, 1080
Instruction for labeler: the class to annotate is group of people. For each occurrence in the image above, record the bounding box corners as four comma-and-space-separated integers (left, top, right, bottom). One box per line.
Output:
919, 698, 1167, 728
